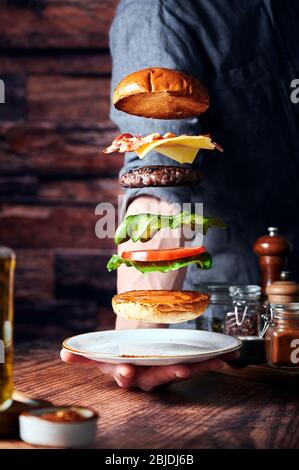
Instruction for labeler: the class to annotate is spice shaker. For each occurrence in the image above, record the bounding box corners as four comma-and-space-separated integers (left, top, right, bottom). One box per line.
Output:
253, 227, 292, 294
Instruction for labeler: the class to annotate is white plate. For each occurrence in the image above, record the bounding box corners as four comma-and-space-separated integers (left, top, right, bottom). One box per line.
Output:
63, 329, 242, 366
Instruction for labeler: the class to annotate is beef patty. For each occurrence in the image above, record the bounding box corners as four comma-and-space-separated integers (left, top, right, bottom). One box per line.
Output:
120, 166, 201, 188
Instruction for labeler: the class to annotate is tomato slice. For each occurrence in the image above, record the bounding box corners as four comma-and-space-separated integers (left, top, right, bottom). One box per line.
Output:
121, 246, 206, 262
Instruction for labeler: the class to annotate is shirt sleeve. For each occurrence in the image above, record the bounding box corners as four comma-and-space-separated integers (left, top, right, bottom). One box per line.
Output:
109, 0, 205, 213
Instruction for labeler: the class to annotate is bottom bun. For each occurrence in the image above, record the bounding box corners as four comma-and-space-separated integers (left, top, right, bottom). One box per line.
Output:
112, 290, 210, 324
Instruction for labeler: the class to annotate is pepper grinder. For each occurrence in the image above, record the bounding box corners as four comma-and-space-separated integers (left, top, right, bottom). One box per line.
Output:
266, 271, 299, 304
253, 227, 292, 294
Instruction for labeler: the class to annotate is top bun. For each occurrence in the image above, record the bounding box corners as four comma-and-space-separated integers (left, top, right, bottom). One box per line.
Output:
113, 67, 209, 119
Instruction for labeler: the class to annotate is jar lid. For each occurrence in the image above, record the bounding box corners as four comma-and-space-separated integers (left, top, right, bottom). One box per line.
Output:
195, 283, 231, 303
229, 285, 261, 299
271, 302, 299, 312
270, 303, 299, 320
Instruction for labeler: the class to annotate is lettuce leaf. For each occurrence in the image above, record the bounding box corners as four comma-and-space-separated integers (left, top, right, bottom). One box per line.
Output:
114, 211, 226, 245
107, 251, 212, 273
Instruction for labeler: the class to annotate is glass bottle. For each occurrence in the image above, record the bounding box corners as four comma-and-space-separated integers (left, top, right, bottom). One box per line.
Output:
0, 247, 15, 411
224, 285, 262, 338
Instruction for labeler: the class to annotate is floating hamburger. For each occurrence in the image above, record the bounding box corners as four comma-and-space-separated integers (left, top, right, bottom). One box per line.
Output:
104, 67, 223, 188
104, 67, 226, 324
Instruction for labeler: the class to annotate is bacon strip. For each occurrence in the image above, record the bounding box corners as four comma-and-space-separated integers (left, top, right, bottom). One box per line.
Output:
212, 141, 224, 153
103, 132, 223, 154
103, 132, 177, 154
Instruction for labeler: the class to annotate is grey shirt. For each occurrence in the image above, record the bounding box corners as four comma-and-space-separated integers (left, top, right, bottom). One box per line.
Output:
109, 0, 299, 289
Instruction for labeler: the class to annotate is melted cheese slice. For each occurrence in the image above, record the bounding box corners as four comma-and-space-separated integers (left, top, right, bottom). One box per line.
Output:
136, 136, 216, 164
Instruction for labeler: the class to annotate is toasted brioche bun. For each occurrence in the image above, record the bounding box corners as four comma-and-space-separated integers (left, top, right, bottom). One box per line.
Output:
113, 67, 209, 119
112, 290, 210, 324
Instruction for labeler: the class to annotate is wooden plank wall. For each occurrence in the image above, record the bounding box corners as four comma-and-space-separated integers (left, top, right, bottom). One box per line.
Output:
0, 0, 121, 340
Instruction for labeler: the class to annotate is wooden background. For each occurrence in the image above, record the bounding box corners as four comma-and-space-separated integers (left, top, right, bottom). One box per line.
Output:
0, 0, 121, 341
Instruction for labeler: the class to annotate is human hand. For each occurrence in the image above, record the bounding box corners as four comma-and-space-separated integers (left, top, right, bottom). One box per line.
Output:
60, 349, 239, 392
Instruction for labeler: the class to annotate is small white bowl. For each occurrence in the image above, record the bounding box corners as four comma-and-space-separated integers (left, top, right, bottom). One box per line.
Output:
19, 406, 98, 448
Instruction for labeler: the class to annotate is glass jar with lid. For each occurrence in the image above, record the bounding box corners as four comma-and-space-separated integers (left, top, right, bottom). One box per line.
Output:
224, 285, 262, 338
196, 284, 232, 332
265, 303, 299, 368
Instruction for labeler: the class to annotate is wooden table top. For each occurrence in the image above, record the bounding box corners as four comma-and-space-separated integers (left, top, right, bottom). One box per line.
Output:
1, 341, 299, 449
